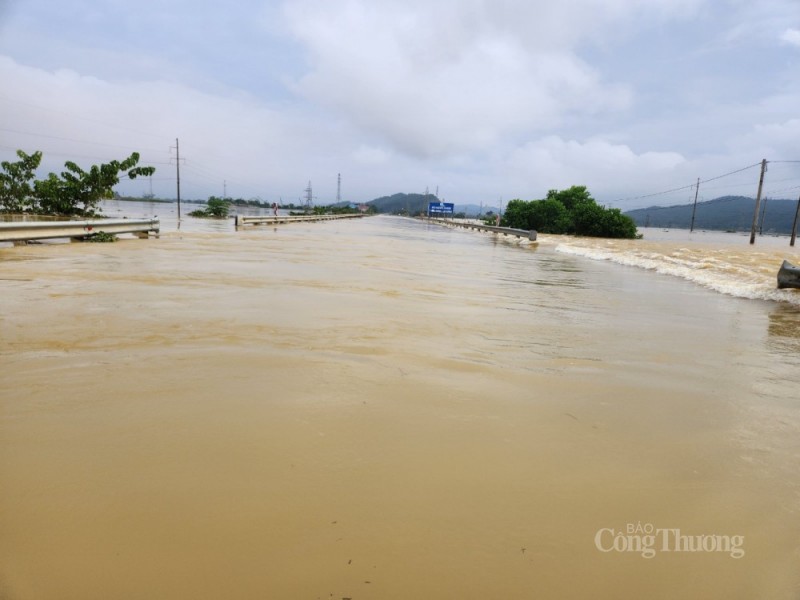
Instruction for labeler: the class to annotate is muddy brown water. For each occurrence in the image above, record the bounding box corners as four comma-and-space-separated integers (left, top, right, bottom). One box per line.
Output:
2, 215, 800, 599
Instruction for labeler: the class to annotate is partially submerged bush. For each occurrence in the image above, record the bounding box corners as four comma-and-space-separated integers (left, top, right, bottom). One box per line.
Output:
502, 186, 638, 239
190, 196, 229, 218
84, 231, 117, 243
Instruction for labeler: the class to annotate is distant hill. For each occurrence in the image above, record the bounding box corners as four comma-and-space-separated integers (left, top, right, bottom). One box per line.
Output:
367, 193, 439, 214
624, 196, 799, 233
366, 193, 499, 216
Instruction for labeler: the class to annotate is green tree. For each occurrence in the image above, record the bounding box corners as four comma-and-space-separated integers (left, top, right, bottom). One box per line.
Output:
37, 153, 155, 216
34, 173, 73, 215
499, 200, 528, 228
599, 207, 638, 239
499, 186, 637, 239
504, 198, 571, 233
545, 186, 593, 212
0, 150, 42, 213
570, 201, 607, 236
205, 196, 229, 218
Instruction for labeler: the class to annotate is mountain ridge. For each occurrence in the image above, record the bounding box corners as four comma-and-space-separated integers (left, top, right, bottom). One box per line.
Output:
623, 195, 799, 233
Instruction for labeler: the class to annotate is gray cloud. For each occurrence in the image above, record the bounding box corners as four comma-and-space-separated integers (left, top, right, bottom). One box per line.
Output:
0, 0, 798, 208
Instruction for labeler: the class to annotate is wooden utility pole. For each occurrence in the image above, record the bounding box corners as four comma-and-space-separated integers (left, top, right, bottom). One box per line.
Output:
689, 177, 700, 233
759, 196, 768, 235
175, 138, 182, 220
749, 159, 767, 245
791, 193, 800, 247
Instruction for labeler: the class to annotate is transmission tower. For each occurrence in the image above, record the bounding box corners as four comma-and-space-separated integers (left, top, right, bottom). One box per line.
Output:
304, 181, 314, 213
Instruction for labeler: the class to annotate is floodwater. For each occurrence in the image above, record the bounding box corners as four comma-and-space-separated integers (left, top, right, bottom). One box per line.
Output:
2, 212, 800, 599
556, 226, 800, 306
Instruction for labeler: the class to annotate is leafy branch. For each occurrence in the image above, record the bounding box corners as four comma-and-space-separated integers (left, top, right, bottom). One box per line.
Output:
0, 149, 156, 217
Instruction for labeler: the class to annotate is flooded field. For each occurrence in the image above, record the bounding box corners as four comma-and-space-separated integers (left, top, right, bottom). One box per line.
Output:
2, 214, 800, 599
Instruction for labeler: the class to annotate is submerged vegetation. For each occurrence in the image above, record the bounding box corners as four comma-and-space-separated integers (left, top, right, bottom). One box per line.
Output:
188, 196, 230, 218
0, 149, 155, 217
84, 231, 117, 243
502, 186, 638, 239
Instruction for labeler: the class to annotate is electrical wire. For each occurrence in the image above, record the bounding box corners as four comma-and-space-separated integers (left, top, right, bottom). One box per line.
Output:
614, 162, 763, 203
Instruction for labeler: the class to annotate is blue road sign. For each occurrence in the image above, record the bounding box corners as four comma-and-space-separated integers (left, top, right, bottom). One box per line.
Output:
428, 202, 455, 215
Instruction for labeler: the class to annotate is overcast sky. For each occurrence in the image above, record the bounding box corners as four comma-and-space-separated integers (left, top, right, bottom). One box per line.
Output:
1, 0, 798, 209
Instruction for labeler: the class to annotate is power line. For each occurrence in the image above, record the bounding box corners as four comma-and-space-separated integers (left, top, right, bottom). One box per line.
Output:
614, 182, 697, 203
699, 162, 763, 185
0, 145, 171, 165
182, 163, 222, 182
763, 184, 800, 195
700, 175, 800, 193
0, 127, 167, 155
614, 162, 763, 203
0, 94, 170, 141
181, 163, 267, 199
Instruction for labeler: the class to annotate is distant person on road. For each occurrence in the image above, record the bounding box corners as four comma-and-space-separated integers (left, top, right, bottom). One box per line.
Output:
495, 214, 501, 226
272, 202, 278, 216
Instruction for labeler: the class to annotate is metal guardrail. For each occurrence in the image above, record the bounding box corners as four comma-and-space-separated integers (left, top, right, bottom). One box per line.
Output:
427, 218, 537, 241
0, 218, 160, 243
235, 213, 367, 228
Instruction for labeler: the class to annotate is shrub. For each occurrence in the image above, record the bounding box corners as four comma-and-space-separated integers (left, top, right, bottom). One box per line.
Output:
190, 196, 230, 218
84, 231, 117, 243
499, 186, 637, 239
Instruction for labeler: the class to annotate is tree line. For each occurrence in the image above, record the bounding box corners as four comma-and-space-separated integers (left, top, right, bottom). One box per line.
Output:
0, 149, 155, 217
500, 186, 638, 239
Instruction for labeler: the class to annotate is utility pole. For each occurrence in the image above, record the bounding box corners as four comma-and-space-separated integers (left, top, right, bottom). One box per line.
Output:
173, 138, 182, 220
223, 180, 227, 199
336, 173, 341, 203
689, 177, 700, 233
791, 193, 800, 247
749, 159, 768, 245
758, 196, 768, 235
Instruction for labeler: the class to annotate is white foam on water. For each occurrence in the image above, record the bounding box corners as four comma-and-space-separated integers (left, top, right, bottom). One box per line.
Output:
555, 242, 800, 307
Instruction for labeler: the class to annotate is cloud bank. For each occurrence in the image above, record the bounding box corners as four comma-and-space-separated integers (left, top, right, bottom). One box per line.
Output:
0, 0, 797, 208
